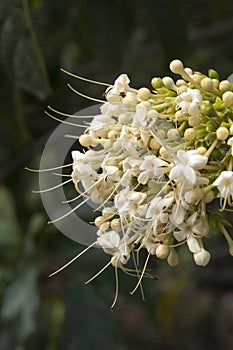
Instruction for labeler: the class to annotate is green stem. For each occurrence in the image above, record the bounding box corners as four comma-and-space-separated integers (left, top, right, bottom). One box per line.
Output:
220, 224, 233, 256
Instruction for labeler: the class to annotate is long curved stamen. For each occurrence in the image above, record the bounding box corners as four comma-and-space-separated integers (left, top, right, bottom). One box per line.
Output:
25, 163, 73, 173
62, 176, 105, 203
49, 241, 97, 277
33, 178, 72, 193
53, 173, 72, 177
111, 265, 119, 309
60, 68, 112, 87
132, 251, 145, 300
85, 259, 114, 284
47, 105, 94, 119
67, 84, 105, 103
130, 253, 151, 296
45, 111, 87, 128
48, 197, 89, 224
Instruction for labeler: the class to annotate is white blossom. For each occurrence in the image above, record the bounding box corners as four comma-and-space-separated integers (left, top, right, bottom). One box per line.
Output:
176, 88, 202, 117
213, 171, 233, 206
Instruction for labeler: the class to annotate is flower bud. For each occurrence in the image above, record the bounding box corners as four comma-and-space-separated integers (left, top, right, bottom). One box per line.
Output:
184, 128, 196, 141
151, 77, 163, 89
167, 128, 180, 140
167, 248, 179, 266
137, 87, 151, 100
200, 77, 214, 91
219, 80, 232, 93
156, 244, 169, 259
169, 59, 184, 75
176, 79, 187, 87
197, 146, 207, 155
188, 116, 201, 127
193, 248, 211, 266
191, 73, 202, 84
230, 124, 233, 135
94, 216, 105, 227
222, 91, 233, 106
79, 134, 94, 147
216, 126, 229, 141
149, 138, 161, 150
203, 190, 215, 203
177, 86, 187, 94
110, 218, 121, 231
108, 130, 118, 139
208, 69, 219, 79
162, 77, 177, 91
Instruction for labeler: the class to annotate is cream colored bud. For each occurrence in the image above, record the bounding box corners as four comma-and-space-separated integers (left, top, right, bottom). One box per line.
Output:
222, 91, 233, 106
167, 248, 179, 267
162, 76, 177, 91
216, 126, 229, 140
184, 128, 196, 141
94, 216, 105, 227
151, 77, 163, 89
185, 188, 203, 204
110, 218, 121, 231
79, 134, 94, 147
175, 110, 185, 120
197, 146, 207, 155
188, 116, 201, 127
219, 80, 232, 93
169, 59, 184, 75
167, 128, 180, 140
102, 207, 116, 218
177, 86, 187, 94
108, 130, 118, 139
184, 67, 193, 76
212, 79, 219, 89
191, 73, 202, 84
176, 79, 186, 87
203, 190, 215, 203
149, 138, 161, 150
106, 94, 122, 103
100, 222, 110, 230
156, 244, 169, 259
200, 77, 214, 91
159, 146, 171, 159
123, 92, 138, 105
137, 87, 151, 100
193, 248, 211, 267
230, 124, 233, 135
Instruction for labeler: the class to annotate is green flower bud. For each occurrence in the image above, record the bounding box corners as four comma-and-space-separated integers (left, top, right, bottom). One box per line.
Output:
151, 77, 164, 89
208, 69, 219, 80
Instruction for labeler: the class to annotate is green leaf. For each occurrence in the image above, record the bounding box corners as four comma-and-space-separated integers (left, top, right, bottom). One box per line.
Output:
227, 73, 233, 84
57, 277, 126, 350
0, 186, 20, 246
1, 264, 40, 340
0, 0, 50, 98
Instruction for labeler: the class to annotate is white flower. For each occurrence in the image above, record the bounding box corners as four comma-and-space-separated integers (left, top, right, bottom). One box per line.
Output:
114, 188, 147, 217
193, 248, 211, 266
173, 212, 209, 253
138, 155, 169, 184
176, 88, 202, 116
213, 171, 233, 206
169, 150, 207, 185
132, 103, 148, 128
146, 195, 174, 233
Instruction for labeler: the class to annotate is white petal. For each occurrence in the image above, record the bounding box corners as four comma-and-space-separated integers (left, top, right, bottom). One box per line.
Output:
187, 235, 200, 253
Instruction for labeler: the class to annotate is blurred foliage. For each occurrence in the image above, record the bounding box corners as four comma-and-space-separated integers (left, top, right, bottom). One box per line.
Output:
0, 0, 233, 349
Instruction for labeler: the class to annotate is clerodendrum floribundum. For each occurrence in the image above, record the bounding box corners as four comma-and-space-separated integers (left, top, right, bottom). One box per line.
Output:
36, 59, 233, 306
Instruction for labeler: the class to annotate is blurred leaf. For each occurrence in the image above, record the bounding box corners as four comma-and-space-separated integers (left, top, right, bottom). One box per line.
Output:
26, 212, 46, 237
0, 186, 20, 246
1, 264, 40, 340
0, 0, 50, 98
58, 277, 125, 350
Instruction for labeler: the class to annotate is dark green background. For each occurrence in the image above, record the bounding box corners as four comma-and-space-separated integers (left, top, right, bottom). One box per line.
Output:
0, 0, 233, 349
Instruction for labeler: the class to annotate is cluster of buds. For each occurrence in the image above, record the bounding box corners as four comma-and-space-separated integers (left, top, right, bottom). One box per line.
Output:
47, 59, 233, 299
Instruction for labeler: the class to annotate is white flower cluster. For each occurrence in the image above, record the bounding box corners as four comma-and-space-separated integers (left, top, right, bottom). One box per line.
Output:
55, 60, 233, 287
